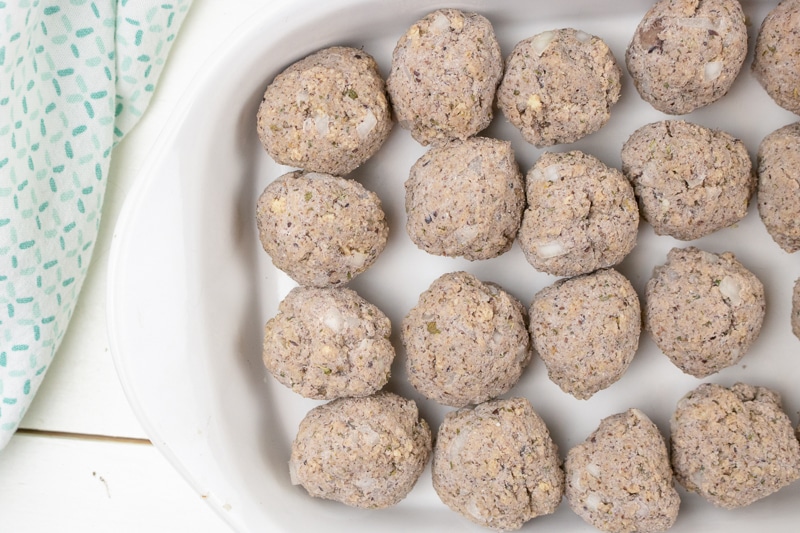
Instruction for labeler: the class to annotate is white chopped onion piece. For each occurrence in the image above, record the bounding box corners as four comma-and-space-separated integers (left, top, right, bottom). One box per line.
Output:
532, 31, 556, 56
719, 276, 743, 306
585, 493, 603, 511
675, 16, 717, 31
575, 30, 592, 42
302, 117, 314, 133
704, 61, 723, 82
536, 241, 569, 259
288, 460, 300, 485
431, 12, 451, 33
685, 172, 706, 188
356, 109, 377, 140
586, 463, 601, 478
323, 307, 344, 332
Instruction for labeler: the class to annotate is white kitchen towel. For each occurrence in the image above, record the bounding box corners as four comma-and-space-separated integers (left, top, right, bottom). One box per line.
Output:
0, 0, 192, 451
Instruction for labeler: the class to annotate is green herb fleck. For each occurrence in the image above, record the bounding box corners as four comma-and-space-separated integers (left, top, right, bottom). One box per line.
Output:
427, 322, 441, 334
304, 191, 312, 201
346, 88, 358, 99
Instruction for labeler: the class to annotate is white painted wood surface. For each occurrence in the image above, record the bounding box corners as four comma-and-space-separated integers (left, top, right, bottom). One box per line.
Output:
1, 1, 267, 530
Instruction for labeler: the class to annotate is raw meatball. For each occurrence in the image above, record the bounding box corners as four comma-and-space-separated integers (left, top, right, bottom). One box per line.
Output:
497, 28, 622, 147
402, 271, 531, 407
289, 392, 432, 508
387, 9, 503, 146
793, 278, 800, 340
262, 286, 394, 399
670, 382, 800, 509
255, 171, 389, 287
530, 269, 641, 400
566, 409, 680, 533
752, 0, 800, 114
621, 120, 753, 241
256, 46, 392, 176
404, 137, 524, 260
626, 0, 748, 114
757, 122, 800, 252
432, 398, 564, 531
518, 151, 639, 277
645, 247, 765, 378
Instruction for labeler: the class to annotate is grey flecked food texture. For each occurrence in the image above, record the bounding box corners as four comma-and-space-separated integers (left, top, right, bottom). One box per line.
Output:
262, 286, 394, 400
530, 269, 641, 400
645, 247, 765, 378
497, 28, 621, 147
621, 120, 754, 241
404, 137, 524, 260
752, 0, 800, 115
757, 122, 800, 252
289, 392, 432, 509
518, 151, 639, 277
255, 171, 388, 287
387, 9, 503, 146
402, 271, 531, 407
256, 46, 393, 176
432, 398, 564, 531
566, 409, 680, 533
626, 0, 747, 115
670, 382, 800, 509
793, 278, 800, 341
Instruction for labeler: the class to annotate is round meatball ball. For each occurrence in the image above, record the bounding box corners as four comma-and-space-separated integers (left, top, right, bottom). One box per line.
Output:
645, 247, 766, 378
566, 409, 680, 533
387, 9, 503, 146
256, 46, 392, 176
255, 171, 389, 287
404, 137, 524, 260
670, 382, 800, 509
289, 392, 432, 509
433, 398, 564, 531
626, 0, 748, 114
530, 269, 641, 400
757, 122, 800, 253
262, 286, 394, 399
621, 120, 754, 241
752, 0, 800, 114
518, 151, 638, 277
402, 271, 531, 407
497, 28, 622, 147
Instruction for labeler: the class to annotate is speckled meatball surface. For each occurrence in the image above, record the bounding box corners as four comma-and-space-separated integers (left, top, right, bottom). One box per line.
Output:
262, 287, 394, 399
432, 398, 564, 531
518, 151, 639, 277
530, 269, 641, 400
621, 120, 753, 241
402, 271, 531, 407
752, 0, 800, 115
404, 137, 524, 260
289, 392, 432, 509
793, 278, 800, 341
645, 247, 765, 378
757, 122, 800, 253
566, 409, 680, 533
255, 171, 389, 287
387, 9, 503, 146
626, 0, 748, 114
497, 28, 621, 147
256, 46, 392, 176
671, 382, 800, 509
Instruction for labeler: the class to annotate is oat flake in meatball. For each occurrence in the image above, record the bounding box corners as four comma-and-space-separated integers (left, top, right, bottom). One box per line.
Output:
404, 137, 524, 260
645, 247, 765, 378
262, 286, 394, 400
256, 46, 392, 176
255, 171, 388, 287
626, 0, 748, 114
530, 269, 641, 400
387, 9, 503, 146
402, 271, 531, 407
752, 0, 800, 115
757, 122, 800, 253
566, 409, 680, 533
433, 398, 564, 531
518, 151, 639, 277
671, 382, 800, 509
497, 28, 622, 147
621, 120, 753, 241
289, 392, 432, 509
